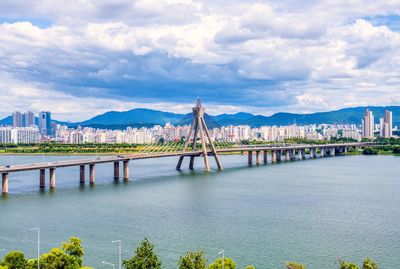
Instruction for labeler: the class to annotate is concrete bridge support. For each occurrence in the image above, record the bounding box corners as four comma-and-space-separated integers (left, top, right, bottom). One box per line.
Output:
344, 147, 348, 153
2, 173, 8, 194
271, 151, 277, 162
80, 165, 85, 184
276, 150, 282, 162
189, 156, 195, 170
301, 149, 306, 159
114, 162, 120, 180
248, 151, 253, 165
330, 148, 335, 156
40, 169, 46, 188
123, 160, 129, 181
285, 150, 290, 161
320, 148, 325, 157
176, 156, 184, 171
290, 149, 296, 160
256, 151, 261, 165
49, 168, 56, 189
263, 151, 268, 163
89, 164, 95, 184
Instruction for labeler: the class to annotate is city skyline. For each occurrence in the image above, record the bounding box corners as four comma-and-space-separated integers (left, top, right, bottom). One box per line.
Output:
1, 1, 400, 121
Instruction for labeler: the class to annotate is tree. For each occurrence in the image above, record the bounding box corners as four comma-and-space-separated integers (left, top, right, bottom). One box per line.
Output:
286, 262, 306, 269
207, 257, 236, 269
123, 238, 161, 269
179, 251, 207, 269
362, 258, 378, 269
339, 261, 360, 269
40, 248, 80, 269
362, 148, 378, 155
3, 251, 27, 269
61, 237, 84, 266
245, 265, 255, 269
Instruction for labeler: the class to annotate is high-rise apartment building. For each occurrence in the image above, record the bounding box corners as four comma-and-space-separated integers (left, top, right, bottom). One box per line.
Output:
39, 111, 52, 136
362, 109, 374, 139
379, 110, 393, 138
24, 111, 35, 127
12, 111, 23, 127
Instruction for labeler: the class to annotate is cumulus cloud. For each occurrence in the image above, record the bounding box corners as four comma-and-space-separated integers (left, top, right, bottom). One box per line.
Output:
0, 0, 400, 120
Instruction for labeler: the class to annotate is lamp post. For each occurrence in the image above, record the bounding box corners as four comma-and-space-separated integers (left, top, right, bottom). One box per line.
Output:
102, 261, 115, 269
111, 240, 121, 269
218, 250, 224, 269
30, 227, 40, 269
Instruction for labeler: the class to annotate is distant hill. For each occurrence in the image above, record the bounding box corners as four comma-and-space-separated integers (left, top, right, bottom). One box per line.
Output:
1, 106, 399, 128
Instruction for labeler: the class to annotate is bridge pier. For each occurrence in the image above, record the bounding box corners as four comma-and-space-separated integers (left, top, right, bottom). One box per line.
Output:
176, 156, 184, 171
256, 151, 261, 165
301, 149, 306, 159
276, 150, 282, 162
271, 150, 277, 162
320, 148, 325, 157
344, 147, 348, 153
49, 168, 56, 189
248, 151, 253, 165
290, 149, 296, 160
2, 173, 8, 194
285, 150, 290, 161
114, 162, 120, 180
263, 151, 268, 163
89, 164, 95, 184
189, 156, 195, 170
330, 148, 335, 156
40, 169, 46, 188
123, 160, 129, 181
80, 165, 85, 184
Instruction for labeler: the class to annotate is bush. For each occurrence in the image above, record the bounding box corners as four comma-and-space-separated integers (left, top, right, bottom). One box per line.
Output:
179, 251, 207, 269
362, 148, 378, 155
286, 261, 306, 269
208, 257, 236, 269
3, 251, 26, 269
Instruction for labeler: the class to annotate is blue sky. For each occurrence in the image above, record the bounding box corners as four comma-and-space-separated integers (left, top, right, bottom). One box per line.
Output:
0, 0, 400, 121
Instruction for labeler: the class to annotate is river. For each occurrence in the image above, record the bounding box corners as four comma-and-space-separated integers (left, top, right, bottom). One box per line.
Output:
0, 154, 399, 268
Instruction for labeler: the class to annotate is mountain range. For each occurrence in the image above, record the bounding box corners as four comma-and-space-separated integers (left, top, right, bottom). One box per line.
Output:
1, 106, 399, 129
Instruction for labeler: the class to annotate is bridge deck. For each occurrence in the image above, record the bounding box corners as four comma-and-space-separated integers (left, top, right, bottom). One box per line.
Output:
0, 142, 375, 174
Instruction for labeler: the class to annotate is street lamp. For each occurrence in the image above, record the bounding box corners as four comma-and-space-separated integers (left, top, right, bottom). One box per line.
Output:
102, 261, 115, 269
111, 240, 122, 269
218, 250, 224, 269
30, 227, 40, 269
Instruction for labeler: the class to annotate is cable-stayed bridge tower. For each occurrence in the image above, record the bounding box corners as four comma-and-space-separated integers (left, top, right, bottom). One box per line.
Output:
176, 98, 223, 171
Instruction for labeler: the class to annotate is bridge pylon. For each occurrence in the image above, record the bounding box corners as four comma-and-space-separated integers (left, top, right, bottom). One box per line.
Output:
176, 98, 223, 171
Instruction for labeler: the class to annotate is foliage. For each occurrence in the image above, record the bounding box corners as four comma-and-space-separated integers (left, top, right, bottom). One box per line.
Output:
207, 257, 236, 269
245, 265, 255, 269
179, 251, 207, 269
123, 238, 161, 269
61, 237, 84, 266
3, 251, 26, 269
40, 248, 81, 269
362, 147, 378, 155
339, 261, 360, 269
362, 258, 378, 269
286, 261, 306, 269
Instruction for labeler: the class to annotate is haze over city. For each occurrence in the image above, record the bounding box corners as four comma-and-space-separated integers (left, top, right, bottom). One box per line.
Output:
1, 1, 400, 121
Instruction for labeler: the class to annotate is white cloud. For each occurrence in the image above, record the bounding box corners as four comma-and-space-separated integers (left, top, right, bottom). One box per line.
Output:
0, 0, 400, 120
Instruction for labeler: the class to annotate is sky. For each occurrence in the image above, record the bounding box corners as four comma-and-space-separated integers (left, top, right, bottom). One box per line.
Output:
1, 0, 400, 121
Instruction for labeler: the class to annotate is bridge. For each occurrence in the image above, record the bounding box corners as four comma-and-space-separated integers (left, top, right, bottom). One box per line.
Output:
0, 100, 378, 194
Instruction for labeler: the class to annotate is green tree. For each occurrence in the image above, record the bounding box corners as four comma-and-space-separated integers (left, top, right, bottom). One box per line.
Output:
207, 257, 236, 269
286, 262, 306, 269
3, 251, 27, 269
245, 265, 255, 269
123, 238, 161, 269
339, 261, 360, 269
362, 258, 378, 269
179, 251, 207, 269
362, 148, 378, 155
61, 237, 84, 266
40, 248, 80, 269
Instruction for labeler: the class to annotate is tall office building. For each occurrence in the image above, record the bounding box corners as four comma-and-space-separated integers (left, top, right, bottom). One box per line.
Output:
379, 110, 393, 138
12, 111, 23, 127
24, 111, 35, 127
362, 109, 374, 139
39, 111, 52, 136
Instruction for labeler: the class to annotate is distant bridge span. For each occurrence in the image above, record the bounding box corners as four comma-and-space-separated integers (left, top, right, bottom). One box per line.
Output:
0, 142, 378, 194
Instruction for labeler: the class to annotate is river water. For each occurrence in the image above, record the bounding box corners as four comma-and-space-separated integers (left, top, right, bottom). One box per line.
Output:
0, 154, 399, 268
